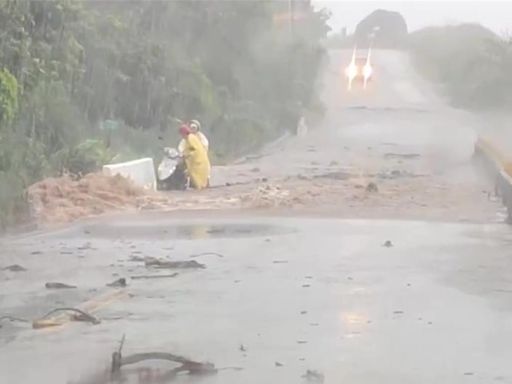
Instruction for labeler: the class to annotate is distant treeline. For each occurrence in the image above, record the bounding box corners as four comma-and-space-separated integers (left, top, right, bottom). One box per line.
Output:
409, 23, 512, 109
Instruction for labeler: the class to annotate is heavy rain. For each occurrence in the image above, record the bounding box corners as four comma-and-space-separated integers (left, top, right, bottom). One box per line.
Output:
2, 1, 512, 383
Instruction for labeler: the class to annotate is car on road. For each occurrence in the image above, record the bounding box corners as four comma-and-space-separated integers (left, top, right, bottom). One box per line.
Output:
345, 49, 373, 89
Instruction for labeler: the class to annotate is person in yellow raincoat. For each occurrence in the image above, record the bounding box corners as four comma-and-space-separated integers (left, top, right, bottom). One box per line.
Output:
179, 124, 210, 189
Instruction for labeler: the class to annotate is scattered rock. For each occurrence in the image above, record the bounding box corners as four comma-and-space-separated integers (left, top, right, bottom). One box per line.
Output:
107, 278, 127, 287
273, 260, 288, 264
310, 323, 319, 327
300, 311, 308, 315
366, 182, 379, 193
239, 344, 246, 352
275, 361, 284, 367
31, 251, 43, 255
45, 282, 77, 289
302, 284, 311, 288
464, 372, 474, 376
297, 340, 308, 344
2, 264, 27, 272
383, 240, 393, 247
302, 369, 325, 383
393, 310, 404, 315
77, 242, 93, 250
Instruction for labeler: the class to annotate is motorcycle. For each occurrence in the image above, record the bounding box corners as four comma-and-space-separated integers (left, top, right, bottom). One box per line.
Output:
157, 147, 188, 190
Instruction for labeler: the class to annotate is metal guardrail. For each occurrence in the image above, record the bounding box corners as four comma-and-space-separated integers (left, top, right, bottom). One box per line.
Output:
474, 138, 512, 223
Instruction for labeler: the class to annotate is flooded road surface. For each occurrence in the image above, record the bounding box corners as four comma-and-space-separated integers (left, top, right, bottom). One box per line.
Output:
2, 215, 512, 383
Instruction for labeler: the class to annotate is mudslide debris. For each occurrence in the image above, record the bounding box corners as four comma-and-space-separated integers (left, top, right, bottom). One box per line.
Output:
28, 173, 152, 224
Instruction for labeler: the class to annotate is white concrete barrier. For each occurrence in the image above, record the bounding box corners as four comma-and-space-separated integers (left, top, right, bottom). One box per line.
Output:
103, 157, 156, 190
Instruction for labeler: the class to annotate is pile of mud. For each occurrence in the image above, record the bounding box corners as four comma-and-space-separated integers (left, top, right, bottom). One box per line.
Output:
28, 173, 149, 224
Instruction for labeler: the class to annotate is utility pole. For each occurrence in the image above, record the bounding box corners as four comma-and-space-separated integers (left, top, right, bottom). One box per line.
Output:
288, 0, 294, 38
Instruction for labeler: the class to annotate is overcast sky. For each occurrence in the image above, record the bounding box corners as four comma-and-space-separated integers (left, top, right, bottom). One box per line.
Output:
312, 1, 512, 35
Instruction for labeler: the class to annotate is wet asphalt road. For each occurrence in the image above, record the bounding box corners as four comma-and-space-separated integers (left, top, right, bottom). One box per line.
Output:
2, 216, 512, 383
1, 49, 511, 383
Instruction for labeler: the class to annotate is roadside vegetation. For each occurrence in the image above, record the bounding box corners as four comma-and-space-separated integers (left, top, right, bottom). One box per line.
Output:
409, 23, 512, 109
0, 0, 330, 228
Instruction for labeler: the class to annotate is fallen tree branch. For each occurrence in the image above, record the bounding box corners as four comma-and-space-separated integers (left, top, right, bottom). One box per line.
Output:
189, 252, 224, 259
111, 351, 217, 376
45, 282, 77, 289
145, 259, 205, 269
0, 315, 29, 323
131, 273, 179, 280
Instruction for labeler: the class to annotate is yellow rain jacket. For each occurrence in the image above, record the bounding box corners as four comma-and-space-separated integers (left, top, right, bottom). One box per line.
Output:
183, 133, 211, 189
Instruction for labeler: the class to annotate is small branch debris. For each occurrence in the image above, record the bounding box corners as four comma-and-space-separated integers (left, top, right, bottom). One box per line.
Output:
131, 273, 179, 280
45, 282, 77, 289
33, 307, 100, 329
145, 259, 205, 269
189, 252, 224, 259
0, 315, 29, 323
111, 347, 217, 378
2, 264, 27, 272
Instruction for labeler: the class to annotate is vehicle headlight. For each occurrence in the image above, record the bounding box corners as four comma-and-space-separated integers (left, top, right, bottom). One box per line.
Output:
345, 64, 358, 79
363, 64, 373, 79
